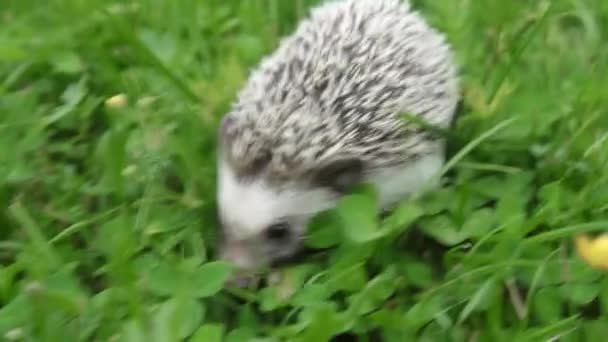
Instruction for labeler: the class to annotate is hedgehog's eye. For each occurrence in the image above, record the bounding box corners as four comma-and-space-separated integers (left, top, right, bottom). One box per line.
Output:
264, 222, 291, 241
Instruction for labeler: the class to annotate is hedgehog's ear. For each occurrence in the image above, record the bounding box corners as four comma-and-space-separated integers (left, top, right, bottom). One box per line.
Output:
313, 158, 364, 194
218, 115, 239, 163
218, 115, 237, 147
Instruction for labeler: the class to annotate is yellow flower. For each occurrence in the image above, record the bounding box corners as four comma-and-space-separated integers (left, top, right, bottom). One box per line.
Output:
104, 94, 128, 109
574, 234, 608, 271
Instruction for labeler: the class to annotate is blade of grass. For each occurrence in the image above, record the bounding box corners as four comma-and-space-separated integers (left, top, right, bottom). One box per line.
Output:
458, 161, 522, 174
98, 8, 203, 105
523, 221, 608, 245
487, 1, 552, 103
9, 202, 62, 268
401, 112, 458, 139
457, 276, 497, 324
0, 241, 23, 253
412, 118, 516, 199
521, 248, 561, 326
50, 206, 122, 244
517, 314, 580, 341
421, 258, 570, 300
440, 118, 516, 177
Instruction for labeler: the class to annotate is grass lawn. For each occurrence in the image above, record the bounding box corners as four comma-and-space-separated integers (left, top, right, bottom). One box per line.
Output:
1, 0, 608, 340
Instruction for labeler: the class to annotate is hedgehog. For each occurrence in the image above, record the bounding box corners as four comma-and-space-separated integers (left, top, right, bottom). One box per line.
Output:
216, 0, 459, 275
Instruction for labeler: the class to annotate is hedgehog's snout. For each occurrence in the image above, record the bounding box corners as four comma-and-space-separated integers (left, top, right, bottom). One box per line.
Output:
219, 237, 263, 287
220, 238, 257, 270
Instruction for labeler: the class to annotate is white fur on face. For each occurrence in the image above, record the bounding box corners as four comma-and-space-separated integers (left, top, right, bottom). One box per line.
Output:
217, 151, 444, 272
368, 151, 445, 208
218, 151, 443, 241
217, 162, 336, 240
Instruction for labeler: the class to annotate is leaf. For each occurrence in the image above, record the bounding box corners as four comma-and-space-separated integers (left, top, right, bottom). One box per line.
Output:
145, 260, 182, 297
404, 296, 444, 331
8, 202, 61, 268
297, 304, 348, 342
536, 182, 574, 225
325, 263, 367, 293
471, 172, 533, 200
0, 295, 29, 336
422, 215, 467, 246
95, 128, 130, 195
567, 255, 603, 282
495, 192, 527, 227
96, 213, 137, 263
384, 201, 424, 233
121, 319, 148, 342
139, 29, 177, 63
237, 304, 260, 330
419, 187, 455, 215
44, 77, 88, 126
0, 265, 15, 303
329, 243, 374, 269
225, 328, 256, 342
517, 315, 580, 341
347, 270, 397, 316
191, 324, 224, 342
601, 278, 608, 314
581, 321, 607, 341
468, 175, 505, 198
370, 309, 407, 332
533, 288, 562, 323
235, 35, 265, 62
154, 297, 204, 340
401, 260, 434, 288
43, 264, 89, 314
306, 211, 341, 248
462, 208, 496, 239
50, 51, 85, 74
281, 264, 319, 291
191, 261, 233, 298
457, 277, 497, 324
560, 283, 600, 306
336, 194, 382, 243
291, 284, 331, 307
259, 287, 284, 312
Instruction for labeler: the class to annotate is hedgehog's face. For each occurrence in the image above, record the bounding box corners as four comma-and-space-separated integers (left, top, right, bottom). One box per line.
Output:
216, 116, 365, 277
217, 161, 332, 272
217, 161, 365, 271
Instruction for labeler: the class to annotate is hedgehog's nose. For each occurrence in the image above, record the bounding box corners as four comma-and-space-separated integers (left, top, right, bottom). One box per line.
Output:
219, 239, 260, 288
220, 239, 255, 269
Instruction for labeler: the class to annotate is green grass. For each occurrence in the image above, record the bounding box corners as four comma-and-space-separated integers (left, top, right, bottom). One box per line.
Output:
1, 0, 608, 340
